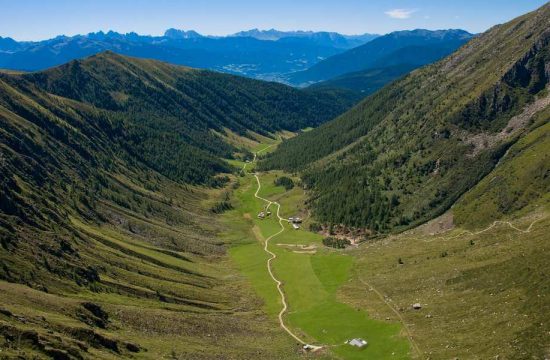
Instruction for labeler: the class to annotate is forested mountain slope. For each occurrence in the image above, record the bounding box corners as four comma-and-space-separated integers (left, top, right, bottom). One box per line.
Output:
0, 52, 349, 358
0, 50, 351, 280
262, 4, 550, 233
287, 29, 473, 86
12, 52, 353, 182
308, 44, 466, 95
308, 64, 418, 95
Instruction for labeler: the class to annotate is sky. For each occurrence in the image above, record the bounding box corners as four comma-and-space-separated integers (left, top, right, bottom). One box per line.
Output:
0, 0, 548, 41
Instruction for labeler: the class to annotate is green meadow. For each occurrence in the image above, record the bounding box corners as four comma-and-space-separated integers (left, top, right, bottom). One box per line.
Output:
222, 142, 410, 359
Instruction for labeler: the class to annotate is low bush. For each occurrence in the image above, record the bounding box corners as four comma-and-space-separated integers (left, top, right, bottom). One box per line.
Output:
274, 176, 294, 190
322, 237, 350, 249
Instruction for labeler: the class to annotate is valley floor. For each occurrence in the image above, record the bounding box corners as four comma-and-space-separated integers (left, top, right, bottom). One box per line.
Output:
1, 135, 547, 360
221, 143, 410, 359
221, 137, 549, 360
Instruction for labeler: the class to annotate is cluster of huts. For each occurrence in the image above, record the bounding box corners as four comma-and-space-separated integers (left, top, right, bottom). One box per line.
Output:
288, 216, 302, 230
257, 210, 304, 230
257, 210, 272, 219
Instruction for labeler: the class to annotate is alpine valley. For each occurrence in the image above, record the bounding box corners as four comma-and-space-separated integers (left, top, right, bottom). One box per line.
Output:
0, 3, 548, 360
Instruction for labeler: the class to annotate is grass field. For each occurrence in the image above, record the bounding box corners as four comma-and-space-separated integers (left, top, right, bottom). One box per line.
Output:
340, 212, 549, 359
222, 141, 411, 359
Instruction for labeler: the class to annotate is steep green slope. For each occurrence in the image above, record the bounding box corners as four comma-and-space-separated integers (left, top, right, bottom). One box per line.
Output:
262, 4, 550, 232
454, 113, 550, 228
0, 52, 353, 358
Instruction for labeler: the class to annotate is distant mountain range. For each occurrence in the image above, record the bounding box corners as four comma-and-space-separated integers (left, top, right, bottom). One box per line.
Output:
0, 29, 378, 81
0, 28, 475, 97
288, 29, 474, 86
307, 40, 473, 95
164, 28, 203, 39
232, 28, 378, 48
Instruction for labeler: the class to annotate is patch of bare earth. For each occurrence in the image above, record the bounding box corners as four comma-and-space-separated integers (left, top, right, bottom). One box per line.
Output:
276, 244, 317, 254
464, 88, 550, 156
317, 224, 374, 245
405, 211, 455, 237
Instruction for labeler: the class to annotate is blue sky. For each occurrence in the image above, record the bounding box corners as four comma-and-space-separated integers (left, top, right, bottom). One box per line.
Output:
0, 0, 548, 41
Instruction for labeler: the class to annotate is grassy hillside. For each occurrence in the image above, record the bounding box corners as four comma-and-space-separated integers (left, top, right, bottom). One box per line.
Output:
343, 212, 549, 359
262, 4, 550, 233
0, 52, 355, 358
454, 112, 550, 228
337, 114, 549, 358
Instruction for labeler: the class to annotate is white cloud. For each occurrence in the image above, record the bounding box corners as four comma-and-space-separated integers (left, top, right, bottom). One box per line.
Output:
385, 8, 417, 19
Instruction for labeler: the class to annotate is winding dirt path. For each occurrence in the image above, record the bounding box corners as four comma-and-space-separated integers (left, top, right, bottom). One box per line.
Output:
245, 144, 322, 350
254, 178, 306, 344
423, 216, 545, 243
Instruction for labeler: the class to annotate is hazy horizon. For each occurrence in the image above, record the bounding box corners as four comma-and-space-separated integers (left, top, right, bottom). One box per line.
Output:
0, 0, 547, 41
0, 26, 475, 42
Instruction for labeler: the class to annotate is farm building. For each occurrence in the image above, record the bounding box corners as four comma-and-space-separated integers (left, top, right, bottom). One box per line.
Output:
292, 223, 300, 230
258, 212, 265, 219
346, 338, 368, 348
288, 216, 303, 223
